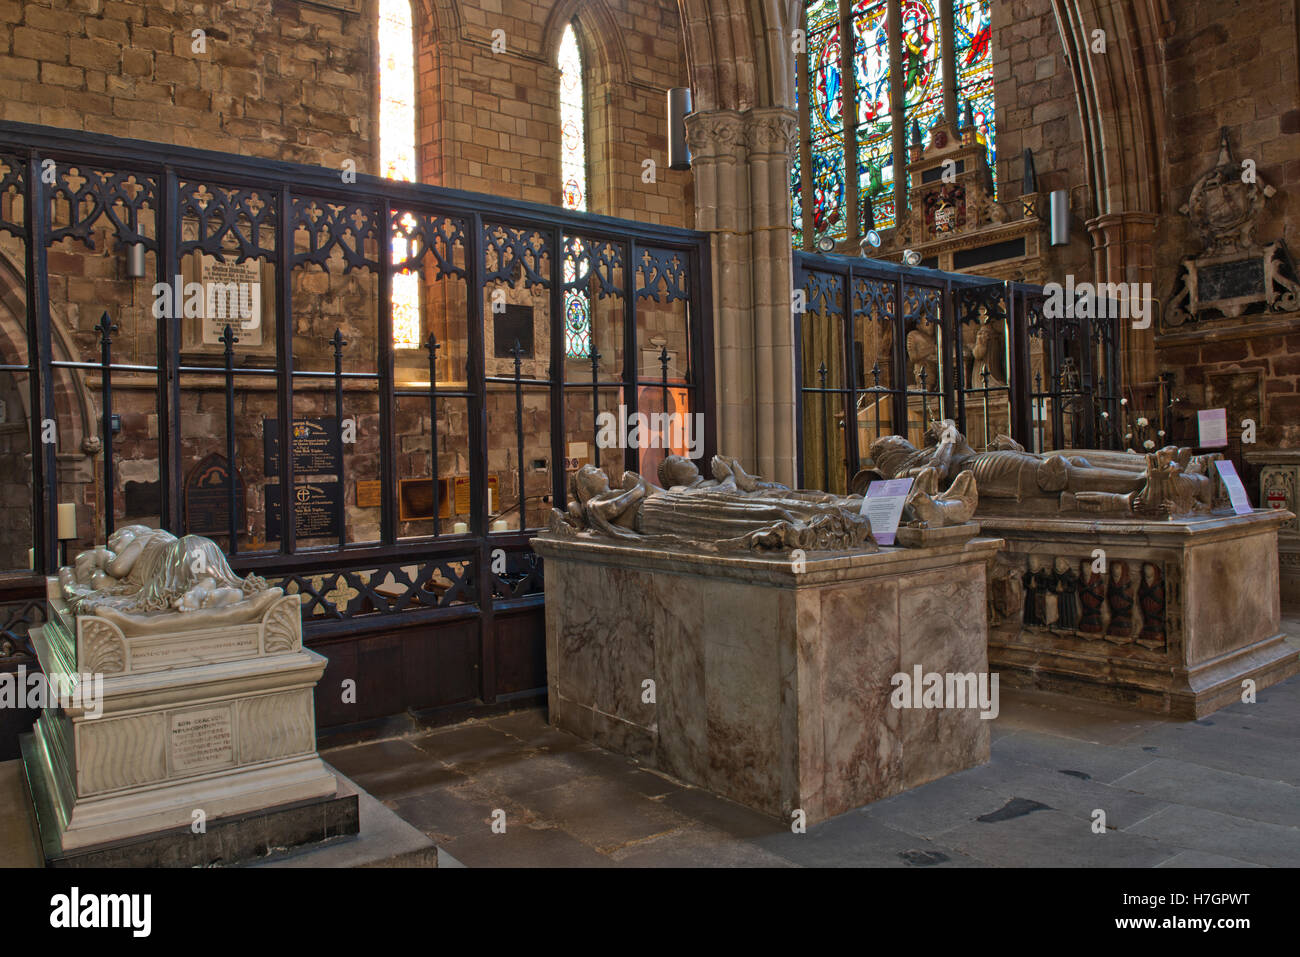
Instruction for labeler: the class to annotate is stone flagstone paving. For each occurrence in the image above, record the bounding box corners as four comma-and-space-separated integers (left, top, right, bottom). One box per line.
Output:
322, 611, 1300, 868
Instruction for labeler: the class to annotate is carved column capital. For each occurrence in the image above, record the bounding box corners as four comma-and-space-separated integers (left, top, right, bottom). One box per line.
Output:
744, 108, 799, 159
684, 110, 748, 163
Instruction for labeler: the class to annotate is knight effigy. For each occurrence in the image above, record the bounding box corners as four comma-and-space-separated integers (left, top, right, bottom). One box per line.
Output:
865, 419, 1222, 517
551, 452, 979, 552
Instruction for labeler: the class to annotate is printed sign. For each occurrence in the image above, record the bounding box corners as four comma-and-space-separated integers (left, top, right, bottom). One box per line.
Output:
1197, 407, 1228, 448
1214, 460, 1253, 516
860, 477, 914, 546
263, 418, 343, 475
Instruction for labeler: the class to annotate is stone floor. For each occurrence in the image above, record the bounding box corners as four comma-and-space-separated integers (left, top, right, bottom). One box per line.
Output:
322, 608, 1300, 868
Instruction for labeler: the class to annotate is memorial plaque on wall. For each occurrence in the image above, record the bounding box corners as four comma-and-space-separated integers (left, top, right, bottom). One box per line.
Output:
398, 478, 452, 521
198, 257, 264, 347
1199, 258, 1265, 304
265, 481, 343, 539
263, 418, 342, 474
493, 304, 535, 358
184, 454, 246, 535
124, 479, 163, 521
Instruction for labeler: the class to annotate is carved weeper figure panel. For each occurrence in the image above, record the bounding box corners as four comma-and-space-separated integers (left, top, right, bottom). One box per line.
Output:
549, 453, 980, 553
994, 549, 1169, 649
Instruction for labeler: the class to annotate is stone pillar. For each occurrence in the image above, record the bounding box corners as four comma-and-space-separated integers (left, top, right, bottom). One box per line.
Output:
687, 107, 800, 486
1086, 211, 1160, 387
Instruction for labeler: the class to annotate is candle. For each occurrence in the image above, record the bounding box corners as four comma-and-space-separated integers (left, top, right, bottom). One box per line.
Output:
492, 520, 508, 532
28, 547, 33, 570
452, 522, 468, 534
488, 488, 495, 513
58, 503, 76, 540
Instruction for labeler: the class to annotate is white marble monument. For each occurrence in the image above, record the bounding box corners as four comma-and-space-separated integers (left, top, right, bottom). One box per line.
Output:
24, 526, 338, 853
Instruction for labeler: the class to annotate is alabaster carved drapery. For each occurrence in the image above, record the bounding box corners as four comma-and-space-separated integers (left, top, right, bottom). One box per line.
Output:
866, 420, 1222, 517
546, 452, 977, 552
56, 524, 283, 636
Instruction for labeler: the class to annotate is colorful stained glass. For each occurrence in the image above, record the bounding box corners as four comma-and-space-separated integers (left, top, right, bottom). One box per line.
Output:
796, 1, 997, 247
806, 0, 846, 243
808, 26, 843, 140
563, 236, 592, 358
900, 0, 943, 191
558, 26, 591, 358
955, 0, 996, 192
379, 0, 420, 349
792, 151, 804, 247
810, 133, 847, 241
853, 0, 893, 230
558, 25, 587, 213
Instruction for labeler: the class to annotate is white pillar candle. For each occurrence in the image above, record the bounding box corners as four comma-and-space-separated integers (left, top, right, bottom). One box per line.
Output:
488, 488, 494, 513
28, 547, 34, 570
492, 520, 508, 532
57, 503, 76, 539
452, 521, 468, 534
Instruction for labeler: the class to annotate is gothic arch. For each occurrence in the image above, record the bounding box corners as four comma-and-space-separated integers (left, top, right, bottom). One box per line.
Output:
1052, 0, 1171, 218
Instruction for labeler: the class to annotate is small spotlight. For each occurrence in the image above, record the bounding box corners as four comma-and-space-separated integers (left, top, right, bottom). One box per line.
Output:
860, 229, 882, 252
816, 236, 836, 253
902, 249, 922, 266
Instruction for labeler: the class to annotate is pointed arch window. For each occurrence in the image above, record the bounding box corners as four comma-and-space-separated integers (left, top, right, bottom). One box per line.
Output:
796, 0, 996, 248
378, 0, 421, 349
558, 23, 592, 358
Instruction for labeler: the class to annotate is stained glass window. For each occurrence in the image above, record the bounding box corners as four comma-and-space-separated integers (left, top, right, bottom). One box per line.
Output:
379, 0, 420, 349
797, 0, 998, 244
806, 0, 846, 241
558, 24, 592, 358
854, 0, 893, 230
954, 0, 995, 193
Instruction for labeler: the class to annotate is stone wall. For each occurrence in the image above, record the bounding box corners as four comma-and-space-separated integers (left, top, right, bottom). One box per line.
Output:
0, 0, 376, 169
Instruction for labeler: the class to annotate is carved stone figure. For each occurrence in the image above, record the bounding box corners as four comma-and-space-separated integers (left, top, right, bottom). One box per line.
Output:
57, 524, 282, 635
550, 453, 977, 553
869, 421, 1216, 516
989, 551, 1025, 625
1079, 561, 1106, 635
1053, 556, 1080, 631
1105, 562, 1135, 640
1023, 555, 1045, 627
1137, 562, 1167, 647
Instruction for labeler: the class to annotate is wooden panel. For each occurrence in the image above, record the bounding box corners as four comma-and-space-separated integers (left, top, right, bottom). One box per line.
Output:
493, 604, 547, 696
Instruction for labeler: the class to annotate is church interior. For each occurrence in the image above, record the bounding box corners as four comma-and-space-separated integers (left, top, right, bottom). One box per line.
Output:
0, 0, 1297, 878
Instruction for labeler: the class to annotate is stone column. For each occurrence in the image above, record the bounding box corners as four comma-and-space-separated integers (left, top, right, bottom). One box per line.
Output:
687, 107, 800, 486
1086, 211, 1159, 386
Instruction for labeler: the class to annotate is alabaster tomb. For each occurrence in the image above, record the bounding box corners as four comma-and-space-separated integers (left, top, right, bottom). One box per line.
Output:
532, 454, 1000, 825
22, 525, 347, 862
866, 424, 1298, 717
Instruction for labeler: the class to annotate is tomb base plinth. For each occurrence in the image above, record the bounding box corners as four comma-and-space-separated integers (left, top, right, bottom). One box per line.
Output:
981, 509, 1297, 718
532, 535, 1003, 825
21, 582, 346, 861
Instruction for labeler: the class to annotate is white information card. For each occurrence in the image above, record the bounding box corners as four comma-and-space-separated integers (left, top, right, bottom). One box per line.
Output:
1214, 460, 1254, 516
1197, 407, 1228, 448
861, 477, 913, 546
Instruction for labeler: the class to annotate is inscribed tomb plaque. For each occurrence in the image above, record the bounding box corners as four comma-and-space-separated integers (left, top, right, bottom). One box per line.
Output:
198, 257, 263, 347
263, 418, 342, 474
184, 453, 246, 534
265, 481, 343, 538
170, 705, 234, 773
356, 480, 382, 509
